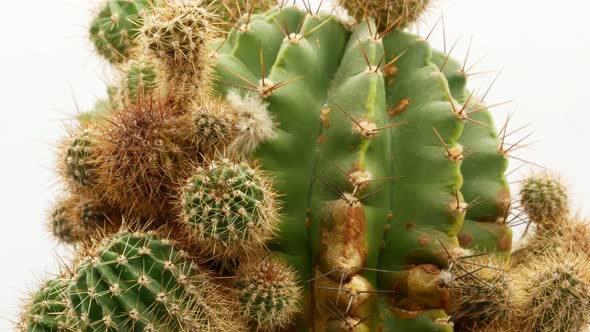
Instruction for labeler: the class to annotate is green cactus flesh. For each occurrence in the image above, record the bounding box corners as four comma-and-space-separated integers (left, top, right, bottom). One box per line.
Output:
68, 231, 243, 331
124, 57, 160, 102
89, 0, 153, 64
211, 6, 509, 329
50, 202, 76, 244
431, 50, 512, 257
180, 159, 278, 258
64, 128, 96, 187
520, 173, 569, 230
17, 277, 79, 331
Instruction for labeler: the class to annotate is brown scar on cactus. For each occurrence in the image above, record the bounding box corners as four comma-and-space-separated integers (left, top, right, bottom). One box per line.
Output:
319, 194, 368, 278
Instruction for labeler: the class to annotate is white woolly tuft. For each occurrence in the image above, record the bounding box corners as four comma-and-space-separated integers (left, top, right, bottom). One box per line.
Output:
226, 91, 276, 155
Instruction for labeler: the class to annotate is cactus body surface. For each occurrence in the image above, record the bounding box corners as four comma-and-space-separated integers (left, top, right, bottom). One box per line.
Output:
211, 6, 511, 329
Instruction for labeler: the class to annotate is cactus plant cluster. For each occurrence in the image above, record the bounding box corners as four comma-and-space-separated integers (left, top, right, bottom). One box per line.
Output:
15, 0, 590, 331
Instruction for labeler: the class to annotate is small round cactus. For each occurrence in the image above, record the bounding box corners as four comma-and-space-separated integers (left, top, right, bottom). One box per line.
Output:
62, 128, 97, 188
450, 256, 514, 331
515, 217, 590, 267
142, 0, 212, 65
180, 159, 279, 258
76, 198, 110, 233
89, 0, 154, 64
17, 276, 79, 331
117, 55, 167, 104
48, 194, 118, 244
68, 230, 247, 331
339, 0, 432, 30
48, 197, 77, 244
235, 255, 302, 331
514, 252, 590, 332
90, 97, 200, 219
193, 100, 234, 150
520, 172, 569, 231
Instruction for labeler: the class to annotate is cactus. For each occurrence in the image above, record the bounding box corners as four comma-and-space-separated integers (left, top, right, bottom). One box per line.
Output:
235, 254, 302, 330
179, 158, 279, 259
17, 0, 590, 331
61, 128, 97, 188
68, 230, 247, 331
89, 0, 155, 64
81, 95, 203, 220
210, 4, 490, 329
513, 251, 590, 332
192, 99, 235, 149
48, 193, 119, 244
339, 0, 432, 30
17, 276, 79, 331
48, 196, 77, 244
140, 0, 215, 103
520, 172, 569, 232
115, 55, 167, 104
449, 256, 514, 331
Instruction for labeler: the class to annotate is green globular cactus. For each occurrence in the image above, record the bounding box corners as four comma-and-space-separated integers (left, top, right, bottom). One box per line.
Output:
340, 0, 432, 30
235, 254, 302, 331
62, 128, 97, 188
68, 230, 247, 331
17, 277, 79, 332
89, 0, 155, 64
192, 99, 235, 150
118, 55, 166, 103
514, 252, 590, 332
449, 256, 514, 331
520, 172, 569, 232
180, 158, 279, 259
48, 197, 77, 244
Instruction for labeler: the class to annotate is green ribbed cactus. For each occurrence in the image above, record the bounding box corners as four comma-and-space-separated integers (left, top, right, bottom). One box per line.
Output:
68, 230, 247, 331
17, 277, 79, 331
90, 0, 154, 64
62, 128, 96, 188
514, 252, 590, 332
180, 158, 279, 258
17, 0, 590, 331
211, 4, 512, 329
235, 254, 302, 330
117, 55, 166, 103
520, 172, 569, 231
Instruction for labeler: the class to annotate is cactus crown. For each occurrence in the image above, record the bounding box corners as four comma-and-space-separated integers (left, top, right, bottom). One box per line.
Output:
520, 172, 569, 231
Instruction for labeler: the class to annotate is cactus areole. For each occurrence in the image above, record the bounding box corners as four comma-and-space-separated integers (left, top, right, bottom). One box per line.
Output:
210, 5, 511, 330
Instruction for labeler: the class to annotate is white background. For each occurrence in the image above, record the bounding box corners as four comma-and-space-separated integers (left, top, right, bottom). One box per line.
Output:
0, 0, 589, 329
